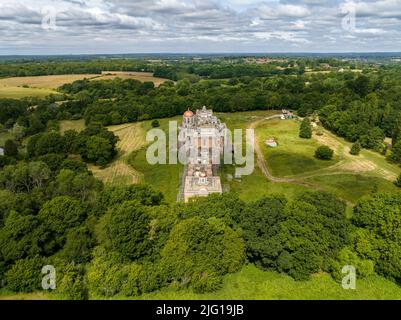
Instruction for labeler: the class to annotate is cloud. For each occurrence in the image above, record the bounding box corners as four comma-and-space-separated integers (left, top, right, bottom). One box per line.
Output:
0, 0, 400, 54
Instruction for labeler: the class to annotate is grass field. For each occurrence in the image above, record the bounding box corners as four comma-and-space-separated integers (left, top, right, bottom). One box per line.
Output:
0, 85, 59, 99
99, 71, 167, 87
88, 122, 147, 185
0, 74, 102, 89
137, 264, 401, 300
257, 119, 338, 177
0, 72, 167, 99
85, 117, 182, 202
59, 119, 86, 134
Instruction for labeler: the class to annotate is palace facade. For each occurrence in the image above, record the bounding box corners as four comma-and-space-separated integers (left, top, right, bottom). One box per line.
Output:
178, 106, 227, 202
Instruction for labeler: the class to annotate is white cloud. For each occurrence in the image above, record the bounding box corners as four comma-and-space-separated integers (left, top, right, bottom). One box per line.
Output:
0, 0, 400, 54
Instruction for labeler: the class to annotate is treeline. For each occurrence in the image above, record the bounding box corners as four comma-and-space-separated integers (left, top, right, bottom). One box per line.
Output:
0, 98, 119, 168
1, 160, 400, 298
56, 68, 401, 151
0, 59, 152, 78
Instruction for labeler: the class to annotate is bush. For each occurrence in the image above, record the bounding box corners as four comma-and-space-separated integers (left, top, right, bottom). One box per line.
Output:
315, 146, 334, 160
395, 174, 401, 188
350, 142, 361, 156
151, 120, 160, 128
299, 117, 312, 139
4, 139, 18, 158
5, 256, 43, 293
328, 248, 374, 281
57, 264, 88, 300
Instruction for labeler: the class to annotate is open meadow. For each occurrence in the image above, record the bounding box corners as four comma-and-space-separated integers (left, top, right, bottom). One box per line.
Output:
0, 71, 167, 99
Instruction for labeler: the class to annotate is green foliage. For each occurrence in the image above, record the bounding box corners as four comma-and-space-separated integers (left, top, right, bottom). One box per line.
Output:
0, 161, 51, 193
176, 193, 245, 227
4, 256, 43, 293
98, 185, 163, 211
315, 146, 334, 160
238, 192, 349, 281
328, 248, 374, 281
237, 195, 287, 266
151, 120, 160, 128
352, 193, 401, 284
50, 169, 103, 202
276, 201, 330, 280
57, 264, 88, 300
27, 132, 67, 158
395, 174, 401, 188
4, 139, 18, 158
38, 196, 86, 254
299, 117, 312, 139
85, 135, 112, 166
350, 141, 361, 156
0, 211, 40, 263
160, 216, 245, 293
391, 141, 401, 163
295, 191, 350, 255
61, 226, 94, 263
106, 201, 151, 260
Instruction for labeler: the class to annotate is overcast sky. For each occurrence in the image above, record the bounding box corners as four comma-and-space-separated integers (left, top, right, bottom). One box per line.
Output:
0, 0, 401, 55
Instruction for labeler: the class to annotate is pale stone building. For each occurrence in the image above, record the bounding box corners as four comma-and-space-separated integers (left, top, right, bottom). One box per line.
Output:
178, 106, 227, 202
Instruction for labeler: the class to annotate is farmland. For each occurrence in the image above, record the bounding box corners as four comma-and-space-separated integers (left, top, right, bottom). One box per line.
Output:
0, 71, 167, 99
0, 85, 59, 99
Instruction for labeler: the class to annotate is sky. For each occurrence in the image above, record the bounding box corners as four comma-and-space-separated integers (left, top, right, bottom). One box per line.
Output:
0, 0, 401, 55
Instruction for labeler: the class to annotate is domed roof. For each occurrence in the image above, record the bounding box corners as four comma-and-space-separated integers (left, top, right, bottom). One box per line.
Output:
184, 109, 194, 118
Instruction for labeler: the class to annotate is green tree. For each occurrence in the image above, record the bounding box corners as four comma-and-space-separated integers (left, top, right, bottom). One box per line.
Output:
315, 146, 334, 160
5, 256, 43, 293
106, 201, 151, 260
0, 211, 40, 263
395, 174, 401, 188
392, 113, 401, 147
277, 201, 330, 280
57, 264, 88, 300
4, 139, 18, 158
86, 135, 112, 166
61, 226, 94, 263
151, 120, 160, 128
350, 141, 361, 156
352, 193, 401, 283
299, 117, 312, 139
391, 141, 401, 163
160, 216, 245, 292
38, 196, 86, 254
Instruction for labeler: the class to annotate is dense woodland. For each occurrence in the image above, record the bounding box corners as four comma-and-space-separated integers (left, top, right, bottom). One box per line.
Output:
1, 57, 401, 298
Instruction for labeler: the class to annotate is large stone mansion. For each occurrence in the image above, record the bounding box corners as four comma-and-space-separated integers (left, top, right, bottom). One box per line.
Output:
178, 106, 227, 202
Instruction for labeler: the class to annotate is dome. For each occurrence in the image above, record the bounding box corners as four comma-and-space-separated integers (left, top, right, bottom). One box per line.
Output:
184, 109, 194, 118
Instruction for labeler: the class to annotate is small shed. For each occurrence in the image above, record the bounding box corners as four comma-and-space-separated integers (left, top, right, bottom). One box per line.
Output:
266, 138, 278, 148
0, 148, 4, 156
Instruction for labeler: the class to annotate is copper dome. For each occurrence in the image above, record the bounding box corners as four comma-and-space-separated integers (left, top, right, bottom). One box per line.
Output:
184, 109, 194, 117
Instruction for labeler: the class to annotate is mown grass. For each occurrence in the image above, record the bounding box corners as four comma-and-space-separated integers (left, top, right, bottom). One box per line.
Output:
221, 165, 308, 202
307, 174, 400, 204
257, 119, 338, 177
127, 117, 183, 203
0, 86, 59, 99
59, 119, 86, 134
